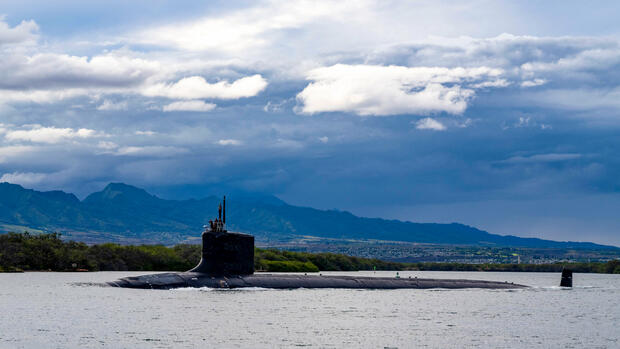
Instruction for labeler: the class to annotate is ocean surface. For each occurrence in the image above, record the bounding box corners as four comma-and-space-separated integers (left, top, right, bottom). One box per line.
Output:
0, 271, 618, 348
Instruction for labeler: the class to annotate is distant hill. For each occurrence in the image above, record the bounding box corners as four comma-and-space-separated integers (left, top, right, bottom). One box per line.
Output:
0, 182, 616, 249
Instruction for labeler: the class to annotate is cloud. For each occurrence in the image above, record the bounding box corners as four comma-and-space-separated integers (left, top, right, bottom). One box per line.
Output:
515, 87, 620, 111
135, 0, 362, 52
217, 139, 242, 146
0, 17, 266, 106
115, 146, 189, 157
0, 18, 38, 45
97, 141, 118, 150
296, 64, 502, 116
0, 50, 164, 104
0, 48, 265, 105
0, 88, 90, 104
97, 100, 128, 111
4, 126, 97, 143
0, 53, 161, 90
521, 79, 546, 87
504, 116, 551, 130
367, 34, 620, 97
519, 45, 620, 75
264, 100, 287, 113
501, 153, 582, 164
163, 100, 216, 112
471, 79, 510, 88
0, 172, 46, 186
0, 145, 37, 163
135, 130, 156, 136
143, 75, 267, 100
415, 117, 447, 131
3, 11, 618, 118
456, 118, 473, 128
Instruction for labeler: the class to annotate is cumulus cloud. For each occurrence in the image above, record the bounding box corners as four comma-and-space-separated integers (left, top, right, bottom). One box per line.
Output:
415, 117, 447, 131
297, 64, 502, 116
217, 139, 242, 146
0, 50, 165, 105
163, 100, 216, 112
0, 172, 46, 186
2, 10, 618, 117
143, 75, 267, 100
0, 53, 161, 90
4, 126, 98, 143
0, 16, 266, 106
0, 18, 38, 45
521, 79, 546, 87
0, 50, 266, 105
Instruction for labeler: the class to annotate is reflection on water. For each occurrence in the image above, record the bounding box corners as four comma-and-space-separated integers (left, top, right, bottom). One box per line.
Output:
1, 271, 619, 348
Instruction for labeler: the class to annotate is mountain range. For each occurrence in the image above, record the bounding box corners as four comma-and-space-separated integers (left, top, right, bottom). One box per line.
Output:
0, 182, 615, 249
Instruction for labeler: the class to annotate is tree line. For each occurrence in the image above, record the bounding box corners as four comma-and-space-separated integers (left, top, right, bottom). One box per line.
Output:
1, 232, 619, 274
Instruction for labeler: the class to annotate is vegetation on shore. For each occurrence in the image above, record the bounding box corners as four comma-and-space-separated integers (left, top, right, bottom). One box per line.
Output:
1, 232, 619, 274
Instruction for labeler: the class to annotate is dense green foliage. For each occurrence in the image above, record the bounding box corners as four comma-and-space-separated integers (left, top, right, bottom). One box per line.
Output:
1, 233, 619, 274
254, 248, 404, 272
260, 260, 320, 273
0, 232, 200, 272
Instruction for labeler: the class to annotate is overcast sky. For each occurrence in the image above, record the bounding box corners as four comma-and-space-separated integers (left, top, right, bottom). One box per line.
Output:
1, 1, 620, 245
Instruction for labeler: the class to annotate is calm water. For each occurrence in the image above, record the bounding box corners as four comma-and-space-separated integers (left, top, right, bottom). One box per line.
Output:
0, 271, 619, 348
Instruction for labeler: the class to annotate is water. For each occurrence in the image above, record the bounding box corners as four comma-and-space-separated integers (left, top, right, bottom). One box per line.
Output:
0, 271, 619, 348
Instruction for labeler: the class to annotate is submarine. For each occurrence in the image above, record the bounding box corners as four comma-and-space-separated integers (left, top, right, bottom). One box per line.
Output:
108, 197, 535, 290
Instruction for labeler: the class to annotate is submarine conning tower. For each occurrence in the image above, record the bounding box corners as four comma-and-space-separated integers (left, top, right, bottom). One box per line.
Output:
189, 196, 255, 275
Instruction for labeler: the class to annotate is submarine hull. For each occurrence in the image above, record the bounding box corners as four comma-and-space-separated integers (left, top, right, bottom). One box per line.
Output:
107, 272, 526, 290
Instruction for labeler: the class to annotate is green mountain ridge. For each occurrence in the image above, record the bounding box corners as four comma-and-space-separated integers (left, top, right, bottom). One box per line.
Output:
0, 182, 615, 249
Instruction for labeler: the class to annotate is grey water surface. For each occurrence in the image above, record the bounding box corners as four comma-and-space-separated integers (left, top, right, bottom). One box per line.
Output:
0, 271, 618, 348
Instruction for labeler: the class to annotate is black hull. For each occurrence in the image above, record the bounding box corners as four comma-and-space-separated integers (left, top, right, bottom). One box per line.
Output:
108, 272, 526, 290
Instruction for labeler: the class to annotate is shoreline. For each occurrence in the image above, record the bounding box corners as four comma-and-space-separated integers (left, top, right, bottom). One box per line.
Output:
3, 265, 620, 274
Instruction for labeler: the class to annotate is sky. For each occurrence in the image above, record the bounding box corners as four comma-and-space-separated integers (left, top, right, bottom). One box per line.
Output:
1, 0, 620, 245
